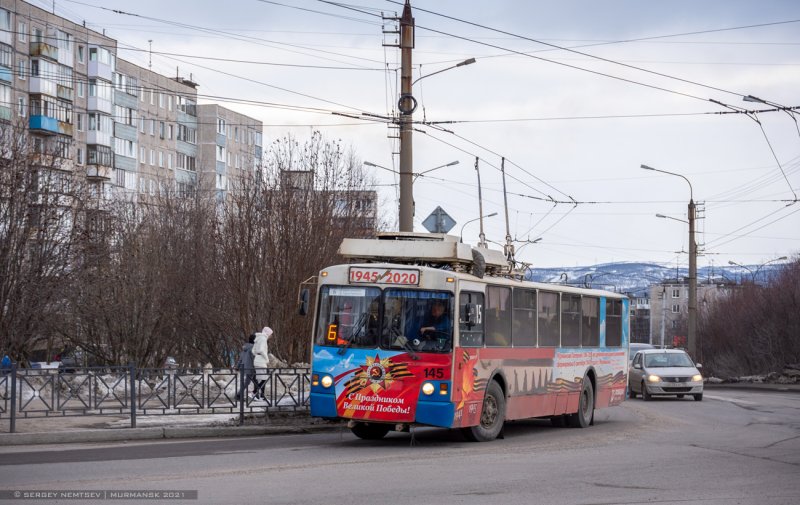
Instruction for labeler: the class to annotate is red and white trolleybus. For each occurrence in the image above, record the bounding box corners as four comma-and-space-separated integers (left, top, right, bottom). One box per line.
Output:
305, 233, 629, 441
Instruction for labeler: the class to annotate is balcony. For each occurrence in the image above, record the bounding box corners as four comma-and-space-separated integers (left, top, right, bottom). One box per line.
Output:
0, 66, 11, 83
86, 165, 112, 181
29, 115, 59, 135
30, 42, 58, 61
57, 85, 74, 102
0, 106, 11, 122
88, 60, 112, 81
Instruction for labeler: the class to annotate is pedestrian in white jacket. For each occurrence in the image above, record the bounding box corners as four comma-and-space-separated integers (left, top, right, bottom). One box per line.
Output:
252, 327, 272, 400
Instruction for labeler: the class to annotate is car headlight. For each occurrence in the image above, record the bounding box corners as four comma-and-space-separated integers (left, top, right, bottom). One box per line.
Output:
421, 382, 435, 395
647, 374, 662, 383
320, 375, 333, 388
692, 374, 702, 382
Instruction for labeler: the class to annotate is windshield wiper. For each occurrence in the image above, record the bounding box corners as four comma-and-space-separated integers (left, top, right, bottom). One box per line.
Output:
337, 313, 367, 355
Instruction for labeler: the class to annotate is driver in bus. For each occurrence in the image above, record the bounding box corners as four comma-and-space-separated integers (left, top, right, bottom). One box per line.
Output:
419, 300, 451, 340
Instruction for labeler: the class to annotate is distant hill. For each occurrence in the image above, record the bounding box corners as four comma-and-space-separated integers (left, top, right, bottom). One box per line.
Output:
526, 262, 780, 294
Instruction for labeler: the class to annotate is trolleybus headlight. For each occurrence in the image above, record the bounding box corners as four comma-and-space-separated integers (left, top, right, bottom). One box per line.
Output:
647, 374, 662, 383
321, 375, 333, 388
691, 374, 703, 382
421, 382, 435, 395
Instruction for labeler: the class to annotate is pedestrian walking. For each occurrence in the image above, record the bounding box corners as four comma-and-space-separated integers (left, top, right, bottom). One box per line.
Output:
236, 334, 257, 401
252, 327, 273, 401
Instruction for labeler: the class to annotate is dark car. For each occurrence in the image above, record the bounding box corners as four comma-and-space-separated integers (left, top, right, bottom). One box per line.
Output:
58, 347, 104, 371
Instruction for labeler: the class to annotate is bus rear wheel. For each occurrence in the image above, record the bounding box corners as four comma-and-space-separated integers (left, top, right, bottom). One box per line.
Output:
350, 422, 391, 440
462, 381, 505, 442
567, 378, 594, 428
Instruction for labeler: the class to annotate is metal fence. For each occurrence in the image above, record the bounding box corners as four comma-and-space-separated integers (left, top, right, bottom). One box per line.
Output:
0, 363, 310, 433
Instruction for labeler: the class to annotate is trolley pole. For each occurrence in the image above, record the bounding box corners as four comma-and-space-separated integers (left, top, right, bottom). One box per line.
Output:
398, 1, 415, 232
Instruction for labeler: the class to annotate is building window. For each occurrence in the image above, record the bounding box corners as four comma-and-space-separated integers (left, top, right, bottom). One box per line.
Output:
17, 97, 24, 117
159, 121, 165, 139
149, 149, 154, 166
18, 22, 27, 43
672, 289, 681, 298
76, 113, 83, 131
672, 321, 680, 329
77, 148, 83, 165
168, 154, 173, 169
77, 45, 85, 63
672, 304, 681, 313
217, 118, 226, 135
139, 117, 145, 133
139, 146, 145, 164
149, 119, 154, 136
158, 151, 163, 168
17, 58, 25, 80
168, 124, 173, 140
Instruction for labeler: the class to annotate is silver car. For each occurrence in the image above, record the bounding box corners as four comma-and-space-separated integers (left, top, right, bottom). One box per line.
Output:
629, 349, 703, 401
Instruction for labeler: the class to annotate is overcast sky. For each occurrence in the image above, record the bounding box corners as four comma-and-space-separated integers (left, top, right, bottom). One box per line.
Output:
44, 0, 800, 268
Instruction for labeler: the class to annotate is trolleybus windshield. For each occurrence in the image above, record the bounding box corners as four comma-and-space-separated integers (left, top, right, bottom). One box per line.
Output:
315, 286, 453, 353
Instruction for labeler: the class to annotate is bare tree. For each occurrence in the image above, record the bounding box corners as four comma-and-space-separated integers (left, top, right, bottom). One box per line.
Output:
220, 132, 381, 364
0, 123, 83, 364
699, 256, 800, 377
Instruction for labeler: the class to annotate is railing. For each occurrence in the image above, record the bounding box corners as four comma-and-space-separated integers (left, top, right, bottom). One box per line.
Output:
0, 364, 310, 433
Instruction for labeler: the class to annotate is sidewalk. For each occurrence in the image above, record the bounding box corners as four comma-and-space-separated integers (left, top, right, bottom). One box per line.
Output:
0, 413, 343, 447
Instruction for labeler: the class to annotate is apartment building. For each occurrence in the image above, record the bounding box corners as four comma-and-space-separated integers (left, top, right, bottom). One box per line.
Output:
197, 103, 263, 199
649, 278, 734, 349
1, 0, 262, 200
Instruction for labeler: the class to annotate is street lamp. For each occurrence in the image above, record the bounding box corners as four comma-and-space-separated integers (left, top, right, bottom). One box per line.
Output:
642, 164, 697, 359
412, 58, 476, 86
729, 256, 788, 283
656, 213, 687, 224
459, 212, 497, 243
413, 160, 459, 181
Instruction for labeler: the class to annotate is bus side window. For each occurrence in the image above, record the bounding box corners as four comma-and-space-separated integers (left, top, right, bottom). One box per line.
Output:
459, 292, 484, 347
486, 286, 512, 347
605, 299, 622, 347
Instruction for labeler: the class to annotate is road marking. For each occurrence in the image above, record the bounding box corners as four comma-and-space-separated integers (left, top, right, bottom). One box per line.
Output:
704, 394, 758, 406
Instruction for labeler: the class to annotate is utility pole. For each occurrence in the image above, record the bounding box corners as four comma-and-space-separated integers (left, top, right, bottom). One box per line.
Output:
398, 1, 415, 232
688, 199, 697, 358
661, 287, 667, 349
475, 157, 487, 248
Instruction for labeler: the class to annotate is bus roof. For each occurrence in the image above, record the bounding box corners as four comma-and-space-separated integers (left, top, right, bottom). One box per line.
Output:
336, 234, 625, 300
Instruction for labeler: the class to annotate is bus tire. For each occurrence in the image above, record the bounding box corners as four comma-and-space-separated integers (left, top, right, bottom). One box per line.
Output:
567, 378, 594, 428
350, 422, 391, 440
462, 381, 505, 442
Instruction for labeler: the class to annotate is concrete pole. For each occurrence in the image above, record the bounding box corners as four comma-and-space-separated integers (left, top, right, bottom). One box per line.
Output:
661, 288, 666, 349
688, 199, 697, 358
398, 1, 414, 232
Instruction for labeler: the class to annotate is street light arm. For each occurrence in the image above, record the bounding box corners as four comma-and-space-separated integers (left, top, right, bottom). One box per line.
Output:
416, 160, 459, 176
656, 213, 688, 224
460, 212, 497, 242
411, 58, 476, 86
641, 164, 693, 201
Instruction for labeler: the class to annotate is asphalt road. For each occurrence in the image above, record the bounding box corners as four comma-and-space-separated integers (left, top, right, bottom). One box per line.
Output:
1, 388, 799, 505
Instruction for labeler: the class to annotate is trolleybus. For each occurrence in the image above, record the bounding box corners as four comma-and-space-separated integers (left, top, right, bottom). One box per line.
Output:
306, 233, 629, 441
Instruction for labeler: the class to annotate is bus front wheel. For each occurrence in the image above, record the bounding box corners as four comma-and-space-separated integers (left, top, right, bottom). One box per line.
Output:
350, 422, 390, 440
462, 381, 506, 442
567, 379, 594, 428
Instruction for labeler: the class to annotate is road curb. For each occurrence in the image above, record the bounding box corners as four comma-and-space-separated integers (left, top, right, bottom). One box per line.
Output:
704, 383, 800, 393
0, 423, 343, 447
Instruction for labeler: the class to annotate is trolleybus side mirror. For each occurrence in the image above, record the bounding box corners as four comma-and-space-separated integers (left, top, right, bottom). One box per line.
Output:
299, 289, 310, 316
